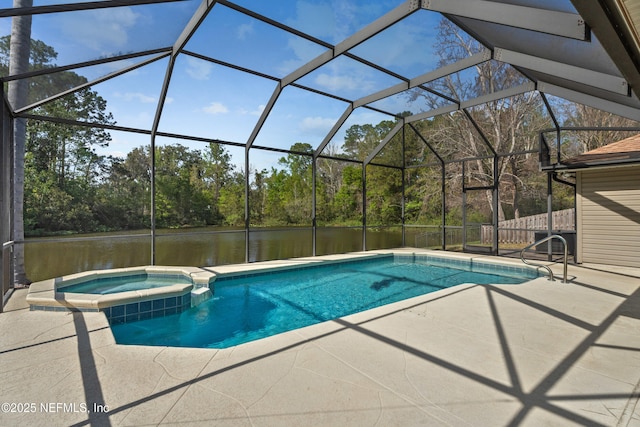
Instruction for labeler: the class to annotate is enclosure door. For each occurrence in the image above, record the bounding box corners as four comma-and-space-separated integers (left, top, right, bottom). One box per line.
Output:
462, 187, 495, 254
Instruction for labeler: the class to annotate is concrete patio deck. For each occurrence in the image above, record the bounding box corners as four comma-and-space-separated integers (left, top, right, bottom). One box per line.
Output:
1, 250, 639, 426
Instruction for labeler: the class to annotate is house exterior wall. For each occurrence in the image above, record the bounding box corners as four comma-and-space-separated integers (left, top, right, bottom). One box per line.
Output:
576, 165, 640, 268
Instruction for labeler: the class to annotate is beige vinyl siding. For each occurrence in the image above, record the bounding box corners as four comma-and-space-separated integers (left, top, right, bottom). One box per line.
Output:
577, 166, 640, 268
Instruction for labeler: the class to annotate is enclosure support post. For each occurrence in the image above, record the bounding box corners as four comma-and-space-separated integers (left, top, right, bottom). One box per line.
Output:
244, 147, 250, 263
150, 134, 156, 265
0, 93, 13, 311
149, 49, 179, 266
441, 163, 446, 250
462, 109, 499, 255
362, 164, 367, 251
407, 123, 447, 251
312, 157, 317, 256
492, 156, 499, 255
401, 125, 406, 248
462, 162, 467, 249
547, 173, 553, 261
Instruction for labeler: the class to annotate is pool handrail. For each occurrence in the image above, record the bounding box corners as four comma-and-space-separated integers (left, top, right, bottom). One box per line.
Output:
520, 234, 568, 283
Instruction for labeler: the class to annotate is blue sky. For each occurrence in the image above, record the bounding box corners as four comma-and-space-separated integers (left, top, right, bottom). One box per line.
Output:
2, 0, 447, 171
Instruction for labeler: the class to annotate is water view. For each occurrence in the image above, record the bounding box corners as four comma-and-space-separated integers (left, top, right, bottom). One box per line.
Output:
24, 226, 427, 282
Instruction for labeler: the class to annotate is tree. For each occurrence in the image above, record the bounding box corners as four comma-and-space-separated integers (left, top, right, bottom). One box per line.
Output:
7, 0, 33, 285
2, 35, 116, 239
333, 165, 363, 223
261, 143, 314, 225
98, 147, 151, 230
26, 100, 113, 188
557, 103, 639, 156
202, 142, 235, 223
219, 169, 245, 226
154, 144, 211, 228
247, 167, 266, 225
343, 121, 396, 161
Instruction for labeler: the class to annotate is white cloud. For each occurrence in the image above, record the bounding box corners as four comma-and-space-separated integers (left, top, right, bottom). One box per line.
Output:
185, 57, 212, 81
300, 116, 335, 133
353, 20, 437, 70
59, 7, 139, 52
203, 102, 229, 115
239, 104, 265, 116
114, 92, 156, 103
252, 104, 266, 116
237, 22, 254, 40
315, 73, 360, 92
290, 1, 335, 40
277, 37, 327, 76
330, 0, 357, 43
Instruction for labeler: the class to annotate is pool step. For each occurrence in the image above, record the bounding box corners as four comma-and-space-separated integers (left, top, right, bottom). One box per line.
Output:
191, 286, 212, 307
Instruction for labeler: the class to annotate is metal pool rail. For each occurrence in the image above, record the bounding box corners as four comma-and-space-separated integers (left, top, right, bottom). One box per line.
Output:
520, 235, 568, 283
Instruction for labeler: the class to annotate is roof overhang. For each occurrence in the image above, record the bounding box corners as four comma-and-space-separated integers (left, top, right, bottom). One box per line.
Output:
571, 0, 640, 99
545, 154, 640, 172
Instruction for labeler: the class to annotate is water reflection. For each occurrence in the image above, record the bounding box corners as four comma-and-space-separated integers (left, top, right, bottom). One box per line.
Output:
25, 226, 407, 282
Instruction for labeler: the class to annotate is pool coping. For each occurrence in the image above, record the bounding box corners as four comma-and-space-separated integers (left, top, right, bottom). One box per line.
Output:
26, 265, 216, 312
203, 249, 545, 281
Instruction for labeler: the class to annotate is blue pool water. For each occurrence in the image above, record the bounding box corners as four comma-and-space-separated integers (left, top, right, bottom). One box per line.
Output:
61, 274, 192, 294
110, 255, 538, 348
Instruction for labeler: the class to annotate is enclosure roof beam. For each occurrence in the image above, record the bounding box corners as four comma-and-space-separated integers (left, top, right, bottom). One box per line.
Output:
539, 92, 561, 163
540, 92, 560, 130
463, 108, 497, 156
355, 83, 412, 109
314, 105, 354, 159
410, 49, 492, 89
0, 0, 184, 18
332, 49, 492, 161
14, 52, 169, 114
364, 121, 404, 166
422, 0, 588, 40
217, 0, 333, 50
377, 82, 539, 166
538, 81, 640, 121
407, 123, 445, 164
460, 82, 536, 109
334, 1, 421, 55
405, 104, 459, 124
281, 1, 418, 87
494, 48, 630, 96
571, 0, 640, 100
354, 48, 491, 109
173, 0, 217, 55
1, 48, 172, 83
248, 0, 418, 150
402, 82, 535, 125
245, 85, 283, 150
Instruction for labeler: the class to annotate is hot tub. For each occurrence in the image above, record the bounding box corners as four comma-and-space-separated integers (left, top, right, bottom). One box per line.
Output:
26, 266, 215, 323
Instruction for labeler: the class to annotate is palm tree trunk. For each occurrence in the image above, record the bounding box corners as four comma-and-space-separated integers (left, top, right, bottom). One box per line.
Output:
8, 0, 33, 286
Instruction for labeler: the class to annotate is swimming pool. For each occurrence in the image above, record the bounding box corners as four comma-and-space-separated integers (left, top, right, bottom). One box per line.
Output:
110, 254, 539, 348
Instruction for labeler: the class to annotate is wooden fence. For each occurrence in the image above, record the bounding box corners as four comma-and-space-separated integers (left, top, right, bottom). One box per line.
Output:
481, 208, 575, 245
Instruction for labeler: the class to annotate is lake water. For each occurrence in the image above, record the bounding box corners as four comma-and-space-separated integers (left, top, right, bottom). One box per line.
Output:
24, 226, 436, 282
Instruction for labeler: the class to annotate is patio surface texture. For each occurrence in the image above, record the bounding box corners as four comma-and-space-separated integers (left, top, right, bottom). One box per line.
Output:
1, 249, 639, 427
